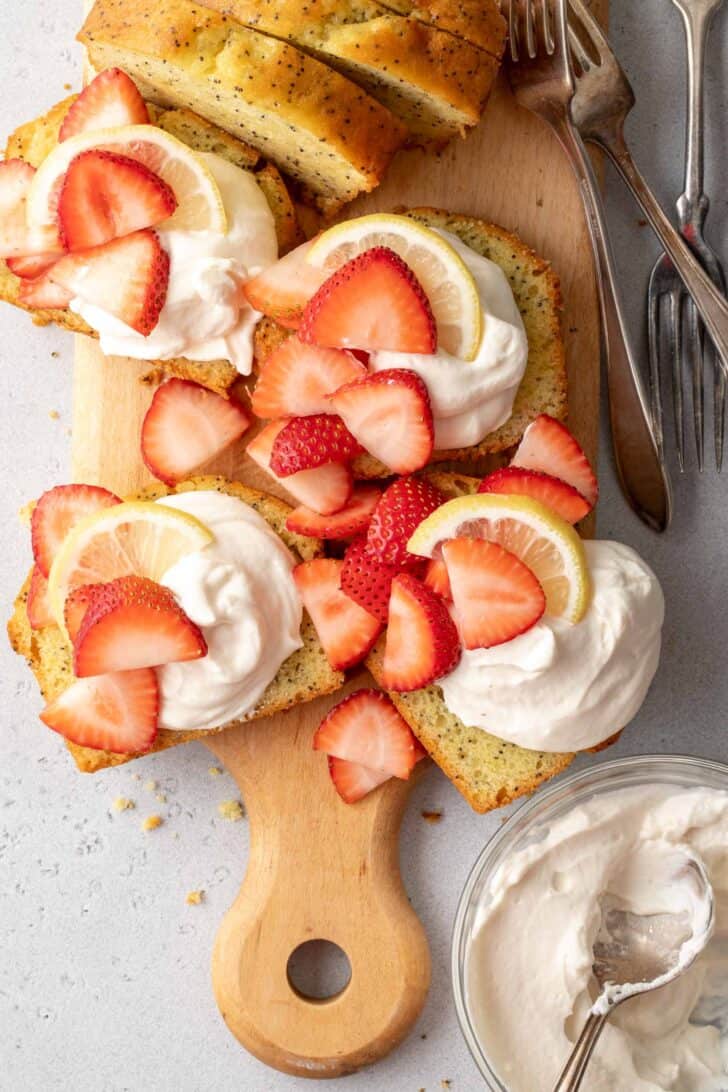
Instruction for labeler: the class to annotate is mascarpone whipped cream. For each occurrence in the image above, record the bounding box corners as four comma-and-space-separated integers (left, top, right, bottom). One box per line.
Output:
369, 230, 529, 449
440, 540, 664, 752
154, 491, 302, 731
70, 154, 278, 375
467, 785, 728, 1091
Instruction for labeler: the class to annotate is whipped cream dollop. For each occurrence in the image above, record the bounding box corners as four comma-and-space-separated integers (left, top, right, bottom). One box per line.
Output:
154, 491, 302, 731
440, 540, 664, 752
70, 154, 278, 375
369, 230, 529, 449
467, 785, 728, 1091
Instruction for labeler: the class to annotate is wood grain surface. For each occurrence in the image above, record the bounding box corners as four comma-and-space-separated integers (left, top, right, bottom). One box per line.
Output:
72, 6, 605, 1076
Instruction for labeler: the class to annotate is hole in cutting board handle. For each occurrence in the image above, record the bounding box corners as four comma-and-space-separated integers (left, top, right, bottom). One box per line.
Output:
287, 940, 352, 1002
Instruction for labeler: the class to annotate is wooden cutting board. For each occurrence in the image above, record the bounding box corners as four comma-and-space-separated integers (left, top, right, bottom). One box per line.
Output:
71, 11, 604, 1077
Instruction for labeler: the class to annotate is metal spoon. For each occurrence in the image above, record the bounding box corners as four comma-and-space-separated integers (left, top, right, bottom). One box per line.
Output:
553, 850, 715, 1091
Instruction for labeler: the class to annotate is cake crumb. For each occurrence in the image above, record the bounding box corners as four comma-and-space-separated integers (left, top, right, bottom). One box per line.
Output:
143, 779, 158, 792
50, 350, 59, 359
63, 82, 72, 90
208, 766, 223, 776
48, 409, 60, 421
421, 810, 443, 824
441, 1082, 452, 1089
112, 796, 135, 812
141, 815, 163, 832
156, 793, 167, 803
218, 799, 244, 822
186, 890, 205, 905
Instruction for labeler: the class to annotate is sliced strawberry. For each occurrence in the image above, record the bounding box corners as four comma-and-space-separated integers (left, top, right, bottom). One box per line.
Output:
285, 484, 381, 540
512, 415, 598, 507
58, 68, 150, 142
31, 483, 121, 578
328, 756, 391, 804
141, 379, 250, 486
0, 159, 61, 258
270, 414, 362, 476
442, 537, 546, 650
58, 150, 177, 252
18, 269, 73, 309
49, 229, 169, 336
243, 238, 327, 326
73, 575, 207, 677
27, 566, 54, 629
299, 246, 437, 355
247, 420, 352, 515
40, 668, 158, 754
423, 557, 451, 600
294, 559, 382, 671
330, 369, 434, 474
314, 689, 417, 779
380, 573, 460, 692
340, 534, 410, 624
367, 476, 445, 567
478, 465, 591, 524
251, 336, 365, 420
64, 583, 98, 643
7, 252, 59, 279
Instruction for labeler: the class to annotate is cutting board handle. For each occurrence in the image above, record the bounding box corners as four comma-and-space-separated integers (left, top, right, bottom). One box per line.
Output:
204, 703, 431, 1079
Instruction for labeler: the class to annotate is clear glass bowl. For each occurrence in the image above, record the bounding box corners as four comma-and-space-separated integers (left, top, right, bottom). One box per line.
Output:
451, 754, 728, 1090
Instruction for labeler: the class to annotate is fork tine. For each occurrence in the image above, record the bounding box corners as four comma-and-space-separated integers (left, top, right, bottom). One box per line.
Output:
668, 292, 686, 471
647, 282, 665, 459
685, 300, 705, 471
715, 354, 726, 472
567, 0, 609, 61
568, 25, 592, 73
507, 0, 520, 62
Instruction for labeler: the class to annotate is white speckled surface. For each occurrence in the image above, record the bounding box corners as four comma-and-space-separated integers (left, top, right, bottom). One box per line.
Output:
1, 2, 727, 1088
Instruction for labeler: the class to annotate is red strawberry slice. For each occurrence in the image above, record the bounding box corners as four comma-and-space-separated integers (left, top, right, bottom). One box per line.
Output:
0, 159, 61, 258
243, 238, 327, 327
285, 484, 381, 540
367, 476, 445, 567
328, 756, 391, 804
18, 270, 73, 309
299, 246, 437, 354
49, 229, 170, 336
331, 369, 434, 474
27, 566, 54, 629
512, 415, 598, 507
442, 537, 546, 650
64, 583, 98, 643
7, 252, 60, 279
58, 150, 177, 252
314, 689, 417, 779
251, 336, 365, 419
423, 556, 451, 600
141, 378, 250, 486
31, 483, 121, 578
294, 559, 382, 671
72, 575, 207, 677
380, 573, 461, 692
40, 668, 158, 754
479, 465, 591, 524
340, 533, 411, 624
270, 414, 362, 476
247, 420, 352, 515
58, 68, 150, 142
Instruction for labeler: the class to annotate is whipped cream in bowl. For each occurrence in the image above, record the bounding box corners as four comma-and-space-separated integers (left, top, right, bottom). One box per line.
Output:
152, 490, 303, 732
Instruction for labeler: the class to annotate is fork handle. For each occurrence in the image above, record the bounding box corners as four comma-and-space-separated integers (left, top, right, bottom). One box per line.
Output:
555, 121, 671, 531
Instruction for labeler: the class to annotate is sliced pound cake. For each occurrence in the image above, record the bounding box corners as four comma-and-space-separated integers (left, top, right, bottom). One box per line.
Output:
379, 0, 507, 58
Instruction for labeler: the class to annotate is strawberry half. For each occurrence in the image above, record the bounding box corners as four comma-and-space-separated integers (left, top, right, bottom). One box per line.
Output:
479, 465, 591, 524
380, 573, 461, 692
340, 533, 416, 624
49, 229, 170, 336
299, 246, 437, 355
18, 270, 72, 309
27, 566, 54, 629
367, 476, 445, 567
330, 369, 434, 474
141, 378, 250, 486
512, 415, 598, 507
270, 414, 362, 476
442, 537, 546, 650
314, 688, 418, 779
327, 755, 391, 804
243, 238, 327, 327
72, 575, 207, 677
423, 557, 451, 600
31, 483, 121, 578
251, 336, 365, 419
58, 68, 150, 142
58, 150, 177, 252
294, 559, 382, 671
247, 420, 352, 515
40, 668, 159, 754
285, 484, 381, 540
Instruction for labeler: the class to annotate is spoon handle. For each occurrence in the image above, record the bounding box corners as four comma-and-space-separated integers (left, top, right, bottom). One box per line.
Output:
552, 1011, 609, 1091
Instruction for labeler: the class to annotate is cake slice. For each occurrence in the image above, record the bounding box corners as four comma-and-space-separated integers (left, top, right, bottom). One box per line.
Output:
78, 0, 407, 212
378, 0, 507, 58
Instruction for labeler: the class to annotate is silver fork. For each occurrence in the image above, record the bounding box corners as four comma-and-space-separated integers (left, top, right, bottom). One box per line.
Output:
505, 0, 671, 531
648, 0, 726, 472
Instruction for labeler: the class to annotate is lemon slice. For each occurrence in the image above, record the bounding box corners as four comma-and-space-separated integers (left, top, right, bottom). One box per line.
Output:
408, 494, 591, 622
307, 213, 483, 361
26, 125, 226, 235
48, 501, 214, 634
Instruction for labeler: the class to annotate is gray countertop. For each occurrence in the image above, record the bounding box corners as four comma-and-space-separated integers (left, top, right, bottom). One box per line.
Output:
1, 2, 727, 1088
